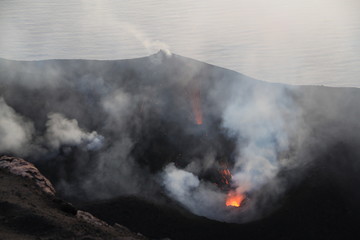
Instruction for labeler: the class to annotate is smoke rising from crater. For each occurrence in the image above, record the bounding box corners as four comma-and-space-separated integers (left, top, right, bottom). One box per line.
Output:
163, 163, 228, 221
222, 84, 302, 193
0, 98, 34, 155
45, 113, 104, 151
161, 80, 307, 222
0, 55, 359, 223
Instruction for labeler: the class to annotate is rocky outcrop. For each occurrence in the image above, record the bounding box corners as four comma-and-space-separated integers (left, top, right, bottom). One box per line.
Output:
0, 156, 147, 239
0, 155, 56, 196
76, 210, 110, 227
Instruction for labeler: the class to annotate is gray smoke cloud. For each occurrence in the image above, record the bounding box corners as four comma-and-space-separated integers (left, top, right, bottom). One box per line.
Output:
101, 89, 133, 127
161, 82, 307, 222
163, 163, 235, 221
0, 98, 34, 155
0, 54, 359, 224
222, 84, 301, 194
0, 98, 105, 155
45, 113, 104, 151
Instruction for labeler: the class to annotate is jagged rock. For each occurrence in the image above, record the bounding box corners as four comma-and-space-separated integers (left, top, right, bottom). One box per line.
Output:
76, 210, 110, 227
0, 156, 147, 239
0, 156, 55, 196
52, 198, 78, 215
114, 223, 130, 232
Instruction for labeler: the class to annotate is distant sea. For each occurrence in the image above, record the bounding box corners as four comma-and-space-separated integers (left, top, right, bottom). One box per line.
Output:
0, 0, 359, 87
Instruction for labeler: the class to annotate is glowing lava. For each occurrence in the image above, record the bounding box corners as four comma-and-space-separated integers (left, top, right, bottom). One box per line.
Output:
191, 89, 203, 125
220, 169, 231, 185
226, 191, 245, 207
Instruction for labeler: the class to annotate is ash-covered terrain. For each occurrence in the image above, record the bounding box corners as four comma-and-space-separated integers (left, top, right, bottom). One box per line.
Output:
0, 156, 145, 239
0, 51, 360, 239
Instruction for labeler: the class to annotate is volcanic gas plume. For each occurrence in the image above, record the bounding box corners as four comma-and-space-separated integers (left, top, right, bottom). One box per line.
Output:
0, 52, 360, 225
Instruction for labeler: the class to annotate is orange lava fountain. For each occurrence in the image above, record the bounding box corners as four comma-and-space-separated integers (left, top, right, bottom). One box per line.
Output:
191, 89, 203, 125
220, 169, 231, 185
219, 167, 246, 207
226, 191, 245, 207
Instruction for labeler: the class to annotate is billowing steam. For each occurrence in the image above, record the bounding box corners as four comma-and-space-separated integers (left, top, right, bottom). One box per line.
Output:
0, 54, 359, 223
163, 163, 227, 220
222, 85, 300, 196
0, 98, 34, 155
121, 23, 172, 57
45, 113, 104, 151
161, 81, 304, 222
0, 97, 104, 155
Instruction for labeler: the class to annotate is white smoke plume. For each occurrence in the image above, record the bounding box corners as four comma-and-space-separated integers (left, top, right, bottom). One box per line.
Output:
101, 89, 132, 126
163, 163, 228, 221
1, 55, 359, 224
121, 23, 172, 56
161, 82, 307, 222
0, 98, 34, 155
222, 85, 301, 194
45, 113, 104, 151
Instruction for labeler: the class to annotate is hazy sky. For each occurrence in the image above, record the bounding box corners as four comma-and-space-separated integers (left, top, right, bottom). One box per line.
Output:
0, 0, 359, 87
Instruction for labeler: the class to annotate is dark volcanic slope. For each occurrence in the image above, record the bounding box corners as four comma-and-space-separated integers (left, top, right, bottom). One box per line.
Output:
80, 155, 360, 240
0, 52, 360, 239
0, 156, 145, 240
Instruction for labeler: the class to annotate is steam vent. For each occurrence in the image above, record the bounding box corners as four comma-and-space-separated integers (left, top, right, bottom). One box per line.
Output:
1, 54, 360, 240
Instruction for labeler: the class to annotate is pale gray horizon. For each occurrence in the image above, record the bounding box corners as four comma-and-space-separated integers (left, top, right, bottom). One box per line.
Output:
0, 0, 359, 87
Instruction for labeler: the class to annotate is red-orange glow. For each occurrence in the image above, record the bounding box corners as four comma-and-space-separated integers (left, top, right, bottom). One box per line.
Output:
220, 169, 231, 185
221, 169, 231, 177
191, 89, 203, 125
226, 191, 245, 207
